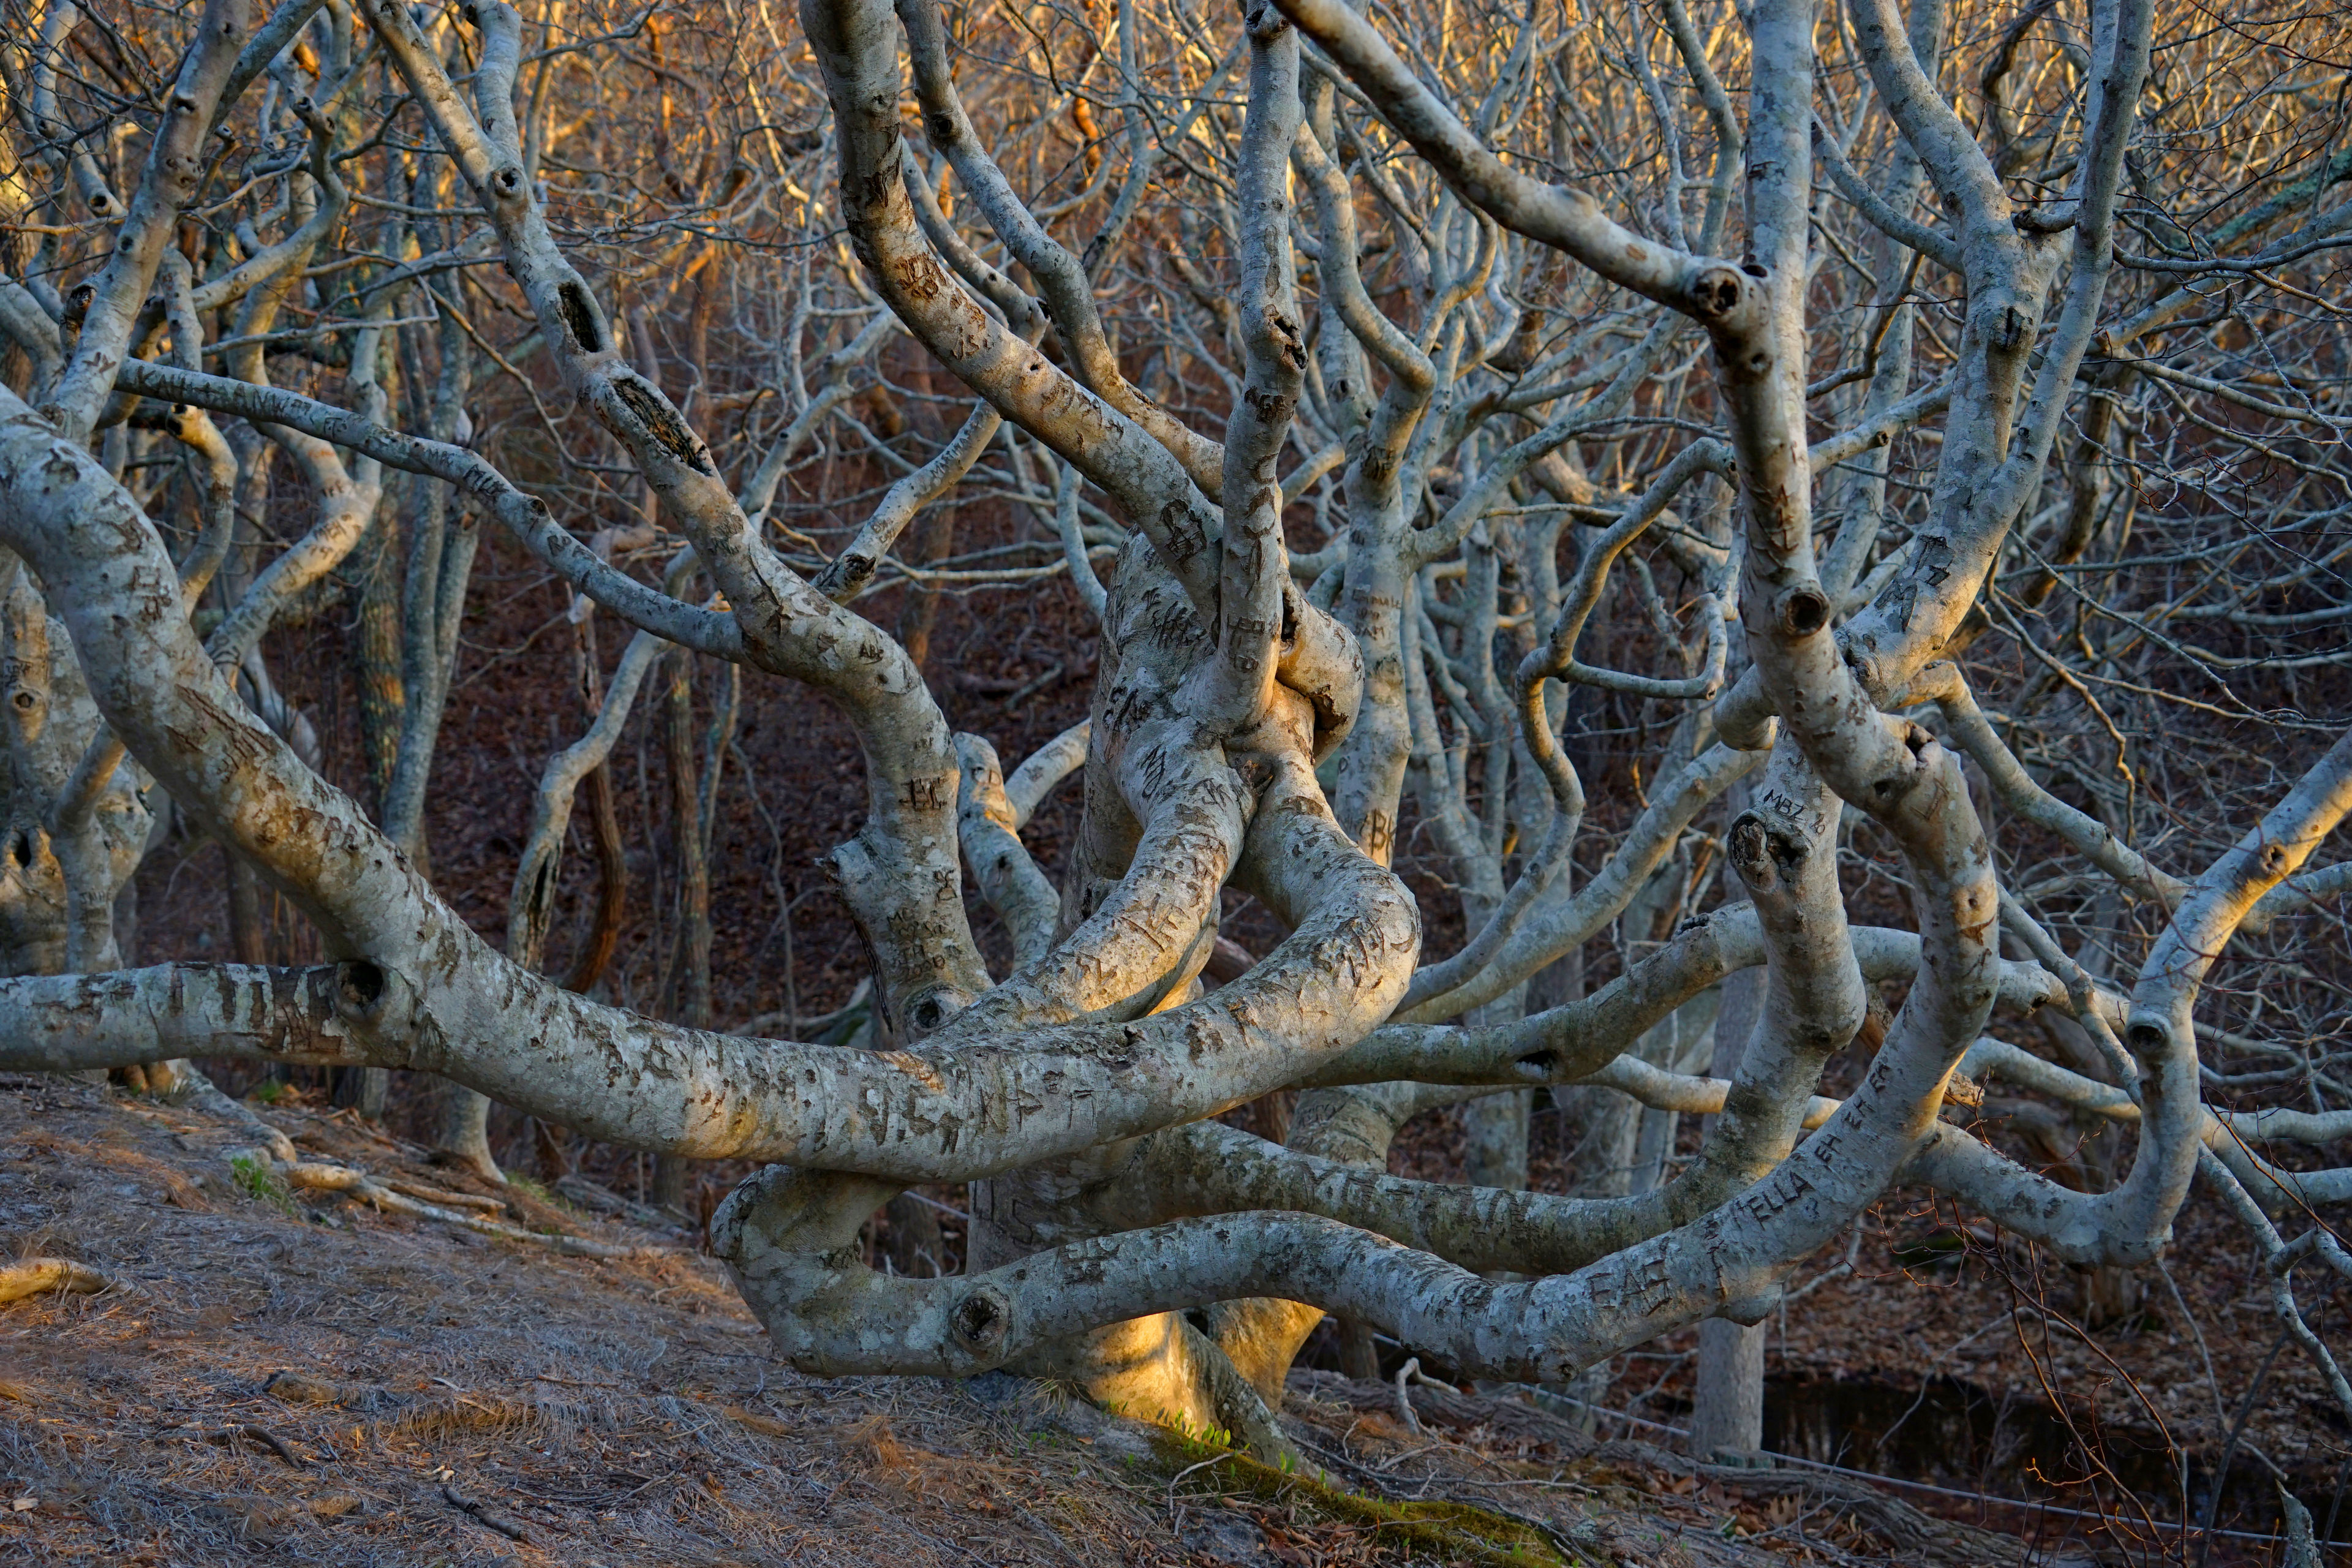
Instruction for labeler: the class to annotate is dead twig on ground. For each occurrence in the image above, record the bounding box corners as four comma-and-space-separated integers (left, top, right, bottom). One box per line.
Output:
441, 1483, 533, 1542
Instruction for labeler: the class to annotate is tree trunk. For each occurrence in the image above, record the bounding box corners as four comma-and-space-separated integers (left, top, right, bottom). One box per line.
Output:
565, 612, 628, 993
333, 492, 406, 1119
1461, 1088, 1530, 1193
651, 646, 710, 1216
1689, 1314, 1768, 1464
432, 1080, 499, 1182
350, 492, 407, 814
1688, 902, 1766, 1462
894, 500, 958, 670
1336, 1317, 1382, 1381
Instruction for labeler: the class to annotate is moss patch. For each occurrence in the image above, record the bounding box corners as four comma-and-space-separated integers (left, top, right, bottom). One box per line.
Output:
1151, 1428, 1580, 1565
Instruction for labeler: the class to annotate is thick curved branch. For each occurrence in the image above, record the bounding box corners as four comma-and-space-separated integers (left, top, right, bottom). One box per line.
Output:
2111, 728, 2352, 1245
1831, 0, 2157, 710
1909, 731, 2352, 1260
802, 0, 1226, 622
1401, 740, 1760, 1021
1317, 908, 2069, 1090
1290, 121, 1432, 394
0, 394, 1419, 1180
948, 720, 1238, 1032
116, 358, 739, 657
954, 734, 1060, 968
0, 963, 374, 1072
895, 0, 1227, 502
42, 0, 254, 442
1811, 118, 1963, 273
812, 397, 1008, 603
1845, 0, 2012, 240
720, 771, 1997, 1383
1004, 720, 1090, 829
1384, 447, 1738, 1015
1193, 10, 1303, 731
1273, 0, 1769, 338
903, 157, 1043, 336
367, 0, 993, 1030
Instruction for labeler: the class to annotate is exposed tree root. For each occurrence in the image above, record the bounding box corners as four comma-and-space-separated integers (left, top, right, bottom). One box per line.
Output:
1153, 1427, 1578, 1566
0, 1257, 115, 1305
282, 1162, 682, 1259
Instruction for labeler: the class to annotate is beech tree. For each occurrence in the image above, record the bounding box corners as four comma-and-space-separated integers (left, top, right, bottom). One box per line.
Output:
2, 0, 2349, 1503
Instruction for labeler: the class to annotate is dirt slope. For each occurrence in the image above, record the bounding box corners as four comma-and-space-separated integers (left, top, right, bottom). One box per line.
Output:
2, 1074, 2055, 1567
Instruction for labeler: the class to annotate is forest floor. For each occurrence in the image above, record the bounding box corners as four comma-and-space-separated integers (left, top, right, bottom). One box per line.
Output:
115, 499, 2348, 1562
1, 1072, 2103, 1568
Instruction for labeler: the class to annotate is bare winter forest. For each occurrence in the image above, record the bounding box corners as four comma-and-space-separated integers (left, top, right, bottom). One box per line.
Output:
1, 0, 2349, 1560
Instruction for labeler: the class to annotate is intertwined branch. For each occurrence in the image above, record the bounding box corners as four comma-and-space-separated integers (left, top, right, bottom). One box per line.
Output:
0, 0, 2346, 1491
